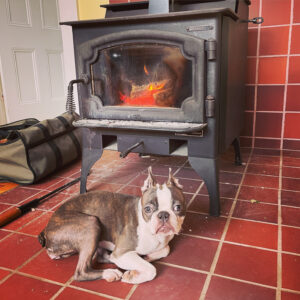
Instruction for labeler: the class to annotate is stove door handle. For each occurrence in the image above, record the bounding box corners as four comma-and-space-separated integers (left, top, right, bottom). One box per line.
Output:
245, 17, 264, 25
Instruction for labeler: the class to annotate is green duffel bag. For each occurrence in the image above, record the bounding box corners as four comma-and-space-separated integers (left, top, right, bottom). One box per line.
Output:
0, 112, 81, 184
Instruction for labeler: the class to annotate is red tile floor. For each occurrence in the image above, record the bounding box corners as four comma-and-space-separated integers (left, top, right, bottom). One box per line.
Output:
0, 147, 300, 300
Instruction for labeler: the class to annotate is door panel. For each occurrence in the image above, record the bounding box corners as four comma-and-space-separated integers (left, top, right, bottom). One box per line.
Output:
0, 0, 65, 122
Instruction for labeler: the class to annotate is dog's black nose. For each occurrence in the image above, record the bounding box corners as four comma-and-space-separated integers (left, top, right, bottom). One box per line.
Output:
158, 211, 170, 222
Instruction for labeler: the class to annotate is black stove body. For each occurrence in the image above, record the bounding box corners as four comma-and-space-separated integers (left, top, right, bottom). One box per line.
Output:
62, 0, 251, 216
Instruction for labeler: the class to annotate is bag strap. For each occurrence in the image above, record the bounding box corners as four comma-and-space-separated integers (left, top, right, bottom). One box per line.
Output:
34, 123, 63, 170
57, 115, 81, 156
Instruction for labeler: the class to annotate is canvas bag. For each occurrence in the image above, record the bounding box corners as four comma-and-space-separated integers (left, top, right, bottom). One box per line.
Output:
0, 112, 81, 184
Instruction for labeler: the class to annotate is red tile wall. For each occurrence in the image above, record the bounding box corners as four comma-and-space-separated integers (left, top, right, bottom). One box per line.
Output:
243, 0, 300, 150
109, 0, 300, 150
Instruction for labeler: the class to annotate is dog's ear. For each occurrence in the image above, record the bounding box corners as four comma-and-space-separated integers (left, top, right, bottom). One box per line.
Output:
141, 167, 157, 193
167, 168, 183, 190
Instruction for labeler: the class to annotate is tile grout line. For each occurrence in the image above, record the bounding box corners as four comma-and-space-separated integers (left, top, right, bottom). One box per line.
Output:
50, 276, 74, 300
125, 285, 138, 300
276, 150, 283, 299
186, 182, 205, 209
251, 0, 262, 148
277, 0, 294, 296
280, 0, 294, 150
198, 148, 254, 300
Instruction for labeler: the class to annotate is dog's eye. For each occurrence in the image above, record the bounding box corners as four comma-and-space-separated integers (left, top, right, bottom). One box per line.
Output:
174, 204, 181, 212
144, 206, 152, 214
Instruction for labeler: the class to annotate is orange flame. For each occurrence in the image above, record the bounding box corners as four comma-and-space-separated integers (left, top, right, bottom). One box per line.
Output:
144, 65, 149, 75
119, 81, 166, 106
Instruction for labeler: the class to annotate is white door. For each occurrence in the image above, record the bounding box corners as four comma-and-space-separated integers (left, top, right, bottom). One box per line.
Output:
0, 0, 66, 122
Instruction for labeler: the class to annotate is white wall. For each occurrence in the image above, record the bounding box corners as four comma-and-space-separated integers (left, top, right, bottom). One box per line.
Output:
58, 0, 79, 111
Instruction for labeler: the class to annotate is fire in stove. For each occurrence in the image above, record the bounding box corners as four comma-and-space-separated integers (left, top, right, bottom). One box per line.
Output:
118, 64, 170, 107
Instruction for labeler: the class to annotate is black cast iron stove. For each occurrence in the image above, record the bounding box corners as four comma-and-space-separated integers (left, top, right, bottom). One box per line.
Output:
61, 0, 257, 217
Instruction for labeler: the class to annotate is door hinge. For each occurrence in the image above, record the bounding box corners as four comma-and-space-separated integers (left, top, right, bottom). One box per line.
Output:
205, 39, 217, 61
205, 95, 215, 117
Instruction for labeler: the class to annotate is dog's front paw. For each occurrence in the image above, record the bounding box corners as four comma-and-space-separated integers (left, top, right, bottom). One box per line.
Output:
121, 267, 156, 284
121, 270, 140, 283
102, 269, 123, 282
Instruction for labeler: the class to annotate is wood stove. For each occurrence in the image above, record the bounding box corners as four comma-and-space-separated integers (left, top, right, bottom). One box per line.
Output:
61, 0, 255, 217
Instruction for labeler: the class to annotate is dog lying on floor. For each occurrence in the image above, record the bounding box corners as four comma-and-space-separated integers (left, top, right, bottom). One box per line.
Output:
38, 167, 186, 284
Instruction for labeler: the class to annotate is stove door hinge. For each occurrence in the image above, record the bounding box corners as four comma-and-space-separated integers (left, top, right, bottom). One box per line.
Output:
205, 95, 215, 118
205, 39, 217, 61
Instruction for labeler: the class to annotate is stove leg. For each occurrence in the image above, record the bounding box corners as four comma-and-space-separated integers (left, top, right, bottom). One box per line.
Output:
188, 157, 220, 217
232, 137, 242, 166
80, 128, 103, 194
80, 147, 103, 193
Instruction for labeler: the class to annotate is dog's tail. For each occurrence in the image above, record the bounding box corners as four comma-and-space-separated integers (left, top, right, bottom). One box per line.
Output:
38, 231, 46, 247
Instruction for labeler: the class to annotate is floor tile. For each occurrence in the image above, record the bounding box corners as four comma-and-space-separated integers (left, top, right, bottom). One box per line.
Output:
225, 219, 278, 249
283, 150, 300, 159
0, 230, 11, 241
182, 212, 227, 239
19, 212, 53, 236
97, 171, 138, 184
219, 160, 245, 173
219, 183, 239, 199
20, 250, 76, 283
281, 190, 300, 207
188, 194, 233, 217
282, 226, 300, 254
250, 155, 280, 166
252, 148, 281, 157
282, 177, 300, 192
199, 183, 239, 199
215, 243, 277, 286
56, 287, 109, 300
87, 181, 123, 193
219, 172, 243, 184
282, 166, 300, 178
0, 233, 41, 269
238, 185, 278, 204
205, 276, 276, 300
0, 274, 61, 299
174, 167, 202, 180
282, 254, 300, 291
281, 291, 300, 300
0, 268, 11, 280
247, 163, 280, 176
130, 264, 206, 300
283, 156, 300, 167
282, 206, 300, 227
162, 235, 218, 271
243, 174, 279, 189
233, 200, 278, 224
0, 187, 41, 205
118, 185, 142, 197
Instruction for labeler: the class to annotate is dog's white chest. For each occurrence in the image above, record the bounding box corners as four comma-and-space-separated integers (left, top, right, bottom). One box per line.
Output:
136, 230, 171, 255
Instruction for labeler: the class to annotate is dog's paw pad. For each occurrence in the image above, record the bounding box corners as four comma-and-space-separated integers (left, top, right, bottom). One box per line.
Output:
103, 269, 123, 282
121, 270, 140, 283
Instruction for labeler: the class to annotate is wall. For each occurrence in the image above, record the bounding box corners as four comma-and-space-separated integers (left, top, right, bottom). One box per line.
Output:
77, 0, 108, 20
105, 0, 300, 150
242, 0, 300, 151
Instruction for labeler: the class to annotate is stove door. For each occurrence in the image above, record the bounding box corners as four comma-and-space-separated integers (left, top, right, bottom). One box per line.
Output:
78, 30, 208, 124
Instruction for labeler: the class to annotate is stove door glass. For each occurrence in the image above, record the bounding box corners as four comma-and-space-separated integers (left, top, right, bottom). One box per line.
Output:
91, 44, 193, 108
